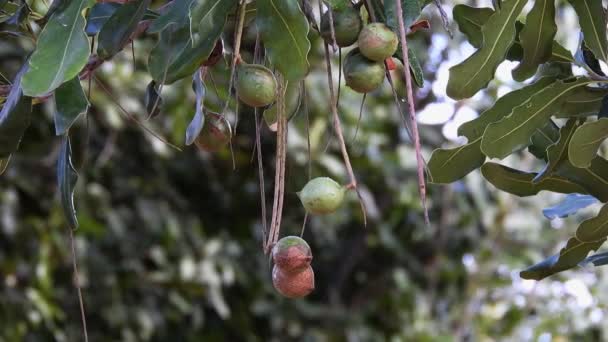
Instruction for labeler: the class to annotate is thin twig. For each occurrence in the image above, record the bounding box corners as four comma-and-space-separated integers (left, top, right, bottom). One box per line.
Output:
351, 93, 366, 143
68, 227, 88, 342
93, 76, 182, 151
319, 0, 367, 226
395, 0, 429, 225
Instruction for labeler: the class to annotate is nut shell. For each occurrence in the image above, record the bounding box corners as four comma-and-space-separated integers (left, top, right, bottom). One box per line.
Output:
272, 236, 312, 273
272, 265, 315, 298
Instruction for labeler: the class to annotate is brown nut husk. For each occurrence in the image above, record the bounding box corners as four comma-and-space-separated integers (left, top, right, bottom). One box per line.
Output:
320, 7, 362, 47
272, 236, 312, 273
343, 49, 386, 93
236, 64, 278, 107
272, 265, 315, 298
358, 23, 398, 62
194, 112, 232, 152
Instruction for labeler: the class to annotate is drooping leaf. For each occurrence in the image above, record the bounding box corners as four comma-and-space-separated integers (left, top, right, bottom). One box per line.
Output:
428, 77, 556, 183
481, 77, 592, 159
0, 155, 10, 175
257, 0, 310, 82
568, 0, 608, 64
567, 118, 608, 168
394, 45, 424, 87
148, 0, 236, 84
520, 236, 604, 280
54, 77, 89, 136
511, 0, 556, 81
144, 80, 163, 118
446, 0, 527, 100
21, 0, 94, 97
97, 0, 150, 60
148, 0, 196, 33
185, 70, 206, 145
581, 251, 608, 266
85, 3, 120, 36
453, 5, 572, 63
533, 119, 581, 182
543, 194, 600, 220
574, 204, 608, 243
0, 64, 32, 158
385, 0, 421, 30
57, 135, 79, 229
556, 86, 608, 118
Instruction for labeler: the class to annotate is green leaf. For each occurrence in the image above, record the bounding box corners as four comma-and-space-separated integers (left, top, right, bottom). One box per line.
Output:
257, 0, 310, 82
263, 81, 303, 131
148, 0, 236, 84
21, 0, 94, 97
528, 119, 560, 159
543, 194, 599, 220
453, 5, 573, 64
557, 158, 608, 202
385, 0, 421, 30
85, 3, 120, 36
394, 45, 424, 88
556, 86, 608, 118
520, 236, 604, 280
511, 0, 556, 81
186, 71, 206, 145
533, 119, 581, 182
574, 204, 608, 243
0, 155, 9, 175
57, 135, 79, 229
453, 4, 493, 48
481, 77, 592, 159
149, 0, 196, 33
428, 77, 556, 184
324, 0, 349, 11
446, 0, 526, 100
0, 64, 32, 158
568, 118, 608, 168
568, 0, 608, 64
54, 77, 89, 136
481, 162, 588, 197
97, 0, 150, 60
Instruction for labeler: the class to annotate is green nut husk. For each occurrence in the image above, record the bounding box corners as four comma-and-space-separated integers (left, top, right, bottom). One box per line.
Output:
320, 7, 362, 47
194, 112, 232, 152
358, 23, 398, 62
298, 177, 346, 215
236, 64, 278, 108
343, 49, 386, 93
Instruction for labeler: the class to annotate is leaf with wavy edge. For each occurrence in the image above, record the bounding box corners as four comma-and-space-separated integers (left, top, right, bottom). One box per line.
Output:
556, 86, 608, 118
533, 119, 581, 183
568, 118, 608, 168
54, 77, 89, 135
447, 0, 527, 99
568, 0, 608, 64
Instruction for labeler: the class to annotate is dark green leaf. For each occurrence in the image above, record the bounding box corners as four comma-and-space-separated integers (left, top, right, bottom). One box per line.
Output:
257, 0, 310, 82
385, 0, 420, 30
575, 204, 608, 243
324, 0, 349, 11
511, 0, 556, 81
555, 86, 608, 118
446, 0, 526, 99
54, 77, 89, 136
481, 77, 592, 159
428, 77, 556, 184
21, 0, 94, 97
57, 136, 79, 229
85, 3, 120, 36
557, 158, 608, 202
186, 71, 205, 145
520, 237, 604, 280
144, 80, 163, 119
0, 64, 32, 158
394, 46, 424, 88
149, 0, 196, 33
481, 162, 588, 197
97, 0, 150, 60
568, 118, 608, 168
543, 194, 599, 220
148, 0, 236, 84
528, 119, 560, 160
568, 0, 608, 63
533, 119, 581, 182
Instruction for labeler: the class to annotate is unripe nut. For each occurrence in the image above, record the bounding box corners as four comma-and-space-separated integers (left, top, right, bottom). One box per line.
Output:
343, 49, 386, 93
194, 112, 232, 152
272, 236, 312, 273
298, 177, 346, 215
358, 23, 398, 62
320, 7, 362, 47
236, 64, 278, 108
272, 265, 315, 298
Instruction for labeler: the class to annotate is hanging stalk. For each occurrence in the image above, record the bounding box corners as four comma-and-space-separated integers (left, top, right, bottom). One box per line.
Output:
394, 0, 429, 225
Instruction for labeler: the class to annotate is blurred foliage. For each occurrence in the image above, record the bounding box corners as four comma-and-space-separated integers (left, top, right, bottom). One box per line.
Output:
1, 0, 608, 341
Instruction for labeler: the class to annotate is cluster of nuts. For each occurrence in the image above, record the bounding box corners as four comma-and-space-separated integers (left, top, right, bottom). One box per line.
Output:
271, 236, 315, 298
320, 6, 399, 93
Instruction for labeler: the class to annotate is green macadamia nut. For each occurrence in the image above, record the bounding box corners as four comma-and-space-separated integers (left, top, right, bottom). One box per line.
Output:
298, 177, 346, 215
358, 23, 398, 62
194, 112, 232, 152
343, 49, 386, 93
236, 64, 278, 107
320, 7, 362, 47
